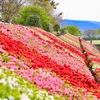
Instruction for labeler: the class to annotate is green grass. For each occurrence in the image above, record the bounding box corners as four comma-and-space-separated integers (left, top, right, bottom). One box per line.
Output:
87, 40, 100, 45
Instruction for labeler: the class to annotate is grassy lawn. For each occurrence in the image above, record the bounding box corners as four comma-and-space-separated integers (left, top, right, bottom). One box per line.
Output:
87, 40, 100, 45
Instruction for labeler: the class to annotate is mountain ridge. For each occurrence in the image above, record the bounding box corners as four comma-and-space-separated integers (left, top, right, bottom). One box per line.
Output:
60, 19, 100, 32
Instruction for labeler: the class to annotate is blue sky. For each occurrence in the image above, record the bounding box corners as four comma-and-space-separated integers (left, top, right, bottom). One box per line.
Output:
54, 0, 100, 22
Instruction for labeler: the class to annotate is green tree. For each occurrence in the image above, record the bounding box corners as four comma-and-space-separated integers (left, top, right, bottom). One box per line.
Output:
60, 26, 82, 36
14, 6, 56, 31
26, 14, 42, 28
44, 23, 53, 32
83, 29, 98, 43
97, 29, 100, 34
0, 0, 25, 22
27, 0, 57, 12
26, 0, 63, 19
53, 24, 60, 32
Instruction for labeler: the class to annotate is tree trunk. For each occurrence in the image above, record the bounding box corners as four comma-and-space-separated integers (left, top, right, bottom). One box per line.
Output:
90, 38, 92, 44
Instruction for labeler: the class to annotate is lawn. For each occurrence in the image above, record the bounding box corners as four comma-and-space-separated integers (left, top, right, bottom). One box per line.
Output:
87, 40, 100, 45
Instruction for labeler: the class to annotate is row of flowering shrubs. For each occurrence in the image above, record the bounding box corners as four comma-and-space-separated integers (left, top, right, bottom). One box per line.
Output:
0, 23, 92, 77
0, 47, 99, 100
81, 39, 100, 83
58, 32, 100, 83
0, 67, 63, 100
0, 22, 100, 99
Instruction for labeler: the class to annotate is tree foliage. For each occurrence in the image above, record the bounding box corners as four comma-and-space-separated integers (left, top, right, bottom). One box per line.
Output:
26, 14, 42, 28
14, 6, 57, 32
27, 0, 63, 19
53, 24, 60, 32
0, 0, 25, 22
83, 29, 98, 43
27, 0, 58, 11
14, 6, 50, 25
83, 29, 97, 38
60, 26, 82, 36
44, 23, 53, 32
97, 29, 100, 34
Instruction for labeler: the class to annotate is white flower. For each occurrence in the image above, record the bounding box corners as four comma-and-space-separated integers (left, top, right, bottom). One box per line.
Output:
18, 87, 21, 91
12, 78, 17, 83
3, 99, 8, 100
7, 77, 18, 88
1, 66, 6, 69
35, 90, 47, 100
9, 96, 14, 100
0, 78, 7, 85
0, 69, 3, 74
8, 76, 12, 82
3, 74, 6, 77
48, 96, 54, 100
28, 92, 33, 96
9, 84, 13, 89
10, 69, 14, 71
27, 89, 33, 93
14, 83, 19, 87
27, 89, 33, 96
20, 94, 30, 100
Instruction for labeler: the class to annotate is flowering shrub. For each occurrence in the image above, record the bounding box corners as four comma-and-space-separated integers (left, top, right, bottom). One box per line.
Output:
0, 22, 100, 99
59, 33, 100, 84
0, 67, 64, 100
59, 34, 81, 48
0, 23, 92, 76
80, 39, 100, 83
0, 50, 98, 100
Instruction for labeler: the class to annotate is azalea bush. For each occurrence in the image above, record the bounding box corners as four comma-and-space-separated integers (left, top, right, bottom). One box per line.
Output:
0, 22, 100, 99
0, 23, 92, 77
80, 39, 100, 83
57, 32, 100, 84
0, 49, 99, 100
0, 67, 64, 100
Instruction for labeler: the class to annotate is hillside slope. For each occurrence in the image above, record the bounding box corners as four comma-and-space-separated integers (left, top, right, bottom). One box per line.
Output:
0, 22, 100, 99
58, 33, 100, 83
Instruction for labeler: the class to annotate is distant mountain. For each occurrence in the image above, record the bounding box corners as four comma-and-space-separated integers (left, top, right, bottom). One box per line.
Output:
59, 19, 100, 32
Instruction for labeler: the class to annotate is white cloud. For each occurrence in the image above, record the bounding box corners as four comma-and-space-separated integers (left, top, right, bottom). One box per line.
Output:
54, 0, 100, 21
